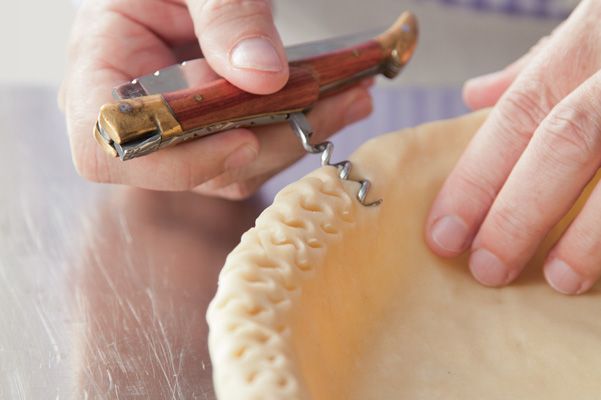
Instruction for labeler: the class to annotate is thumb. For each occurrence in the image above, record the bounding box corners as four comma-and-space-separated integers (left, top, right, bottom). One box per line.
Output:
187, 0, 288, 95
463, 35, 550, 110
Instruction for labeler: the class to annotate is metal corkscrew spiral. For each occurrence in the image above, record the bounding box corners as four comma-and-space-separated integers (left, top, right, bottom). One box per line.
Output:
288, 112, 382, 207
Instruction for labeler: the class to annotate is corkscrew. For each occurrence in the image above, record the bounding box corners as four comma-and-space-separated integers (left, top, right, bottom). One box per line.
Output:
93, 12, 417, 161
288, 112, 382, 207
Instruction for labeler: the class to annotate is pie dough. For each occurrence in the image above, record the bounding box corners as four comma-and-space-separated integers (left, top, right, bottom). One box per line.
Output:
207, 110, 601, 400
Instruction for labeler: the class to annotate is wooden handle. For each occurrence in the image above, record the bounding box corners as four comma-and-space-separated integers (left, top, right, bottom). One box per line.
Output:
163, 11, 417, 132
292, 39, 387, 93
95, 11, 418, 159
163, 67, 319, 132
163, 41, 384, 132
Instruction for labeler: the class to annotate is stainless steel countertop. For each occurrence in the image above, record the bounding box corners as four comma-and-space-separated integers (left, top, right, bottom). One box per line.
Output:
0, 85, 465, 399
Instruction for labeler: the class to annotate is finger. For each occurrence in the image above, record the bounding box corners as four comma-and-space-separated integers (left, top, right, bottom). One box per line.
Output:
544, 178, 601, 295
196, 85, 373, 197
187, 0, 288, 94
462, 54, 532, 111
463, 35, 550, 110
62, 0, 184, 116
67, 57, 260, 190
102, 0, 196, 47
469, 71, 601, 287
424, 14, 598, 260
70, 69, 260, 191
193, 171, 272, 200
64, 3, 261, 190
117, 129, 259, 190
425, 68, 561, 258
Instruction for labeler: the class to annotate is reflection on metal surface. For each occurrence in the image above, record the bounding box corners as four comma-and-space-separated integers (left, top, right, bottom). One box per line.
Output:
0, 85, 468, 399
0, 87, 263, 399
73, 189, 262, 399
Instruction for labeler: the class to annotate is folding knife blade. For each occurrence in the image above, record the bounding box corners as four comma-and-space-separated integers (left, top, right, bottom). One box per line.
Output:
113, 28, 382, 100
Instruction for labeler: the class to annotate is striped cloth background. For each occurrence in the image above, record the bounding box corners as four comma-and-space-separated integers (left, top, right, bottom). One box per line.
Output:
72, 0, 579, 18
434, 0, 578, 18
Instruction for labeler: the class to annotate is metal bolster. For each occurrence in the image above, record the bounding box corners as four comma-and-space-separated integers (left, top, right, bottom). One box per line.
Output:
376, 11, 418, 80
93, 95, 183, 161
94, 104, 299, 161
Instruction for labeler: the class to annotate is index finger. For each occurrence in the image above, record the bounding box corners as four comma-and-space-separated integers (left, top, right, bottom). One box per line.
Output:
187, 0, 289, 94
425, 0, 601, 260
425, 70, 559, 257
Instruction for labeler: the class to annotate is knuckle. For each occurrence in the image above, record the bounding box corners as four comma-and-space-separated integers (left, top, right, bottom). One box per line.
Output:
487, 204, 543, 245
150, 159, 198, 191
498, 78, 555, 144
454, 166, 498, 210
538, 106, 599, 169
73, 151, 111, 184
179, 161, 198, 191
193, 173, 230, 194
221, 180, 259, 200
69, 3, 120, 63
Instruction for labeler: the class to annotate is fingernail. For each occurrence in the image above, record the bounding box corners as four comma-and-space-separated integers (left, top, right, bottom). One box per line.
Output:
430, 215, 469, 253
224, 144, 258, 171
545, 259, 589, 295
470, 248, 511, 287
230, 37, 283, 72
344, 94, 372, 125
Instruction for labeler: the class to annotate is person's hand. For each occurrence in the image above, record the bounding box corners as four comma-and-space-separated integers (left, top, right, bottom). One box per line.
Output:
425, 0, 601, 295
60, 0, 372, 199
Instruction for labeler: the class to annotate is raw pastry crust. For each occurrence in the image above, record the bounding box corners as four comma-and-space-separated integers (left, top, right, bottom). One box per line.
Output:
207, 110, 601, 400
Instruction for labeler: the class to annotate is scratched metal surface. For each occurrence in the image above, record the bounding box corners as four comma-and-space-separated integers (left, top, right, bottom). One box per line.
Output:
0, 85, 466, 399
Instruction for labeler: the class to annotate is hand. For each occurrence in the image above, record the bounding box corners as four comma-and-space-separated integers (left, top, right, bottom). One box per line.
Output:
60, 0, 372, 199
425, 0, 601, 295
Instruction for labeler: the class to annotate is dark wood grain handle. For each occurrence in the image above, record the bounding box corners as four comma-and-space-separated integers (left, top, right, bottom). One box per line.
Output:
162, 41, 384, 132
162, 12, 417, 132
95, 12, 418, 159
292, 39, 387, 96
163, 67, 320, 132
164, 40, 387, 132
